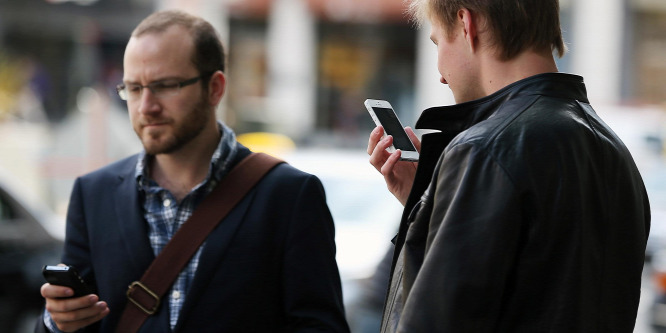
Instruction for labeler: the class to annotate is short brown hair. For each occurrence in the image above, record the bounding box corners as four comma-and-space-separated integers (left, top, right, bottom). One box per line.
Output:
132, 10, 225, 75
408, 0, 566, 60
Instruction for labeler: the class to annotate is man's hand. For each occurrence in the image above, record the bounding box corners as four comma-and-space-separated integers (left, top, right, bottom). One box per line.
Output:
41, 283, 109, 332
367, 126, 420, 206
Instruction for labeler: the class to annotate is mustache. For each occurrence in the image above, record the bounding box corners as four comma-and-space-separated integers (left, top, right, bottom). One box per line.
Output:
138, 118, 172, 127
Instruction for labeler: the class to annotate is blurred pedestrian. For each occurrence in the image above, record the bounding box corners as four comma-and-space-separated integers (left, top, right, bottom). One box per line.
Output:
367, 0, 650, 332
37, 10, 349, 333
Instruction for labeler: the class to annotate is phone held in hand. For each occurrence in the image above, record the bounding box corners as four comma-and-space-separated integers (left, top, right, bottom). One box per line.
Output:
42, 265, 93, 298
364, 99, 419, 162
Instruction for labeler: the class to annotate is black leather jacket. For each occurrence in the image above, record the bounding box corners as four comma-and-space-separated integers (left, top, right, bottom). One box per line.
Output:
381, 73, 650, 332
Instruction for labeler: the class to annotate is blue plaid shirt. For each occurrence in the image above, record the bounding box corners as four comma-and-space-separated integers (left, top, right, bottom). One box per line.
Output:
44, 122, 239, 333
135, 122, 238, 329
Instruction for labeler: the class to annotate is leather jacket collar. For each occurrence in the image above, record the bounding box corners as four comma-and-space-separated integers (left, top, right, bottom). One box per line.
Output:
415, 73, 587, 133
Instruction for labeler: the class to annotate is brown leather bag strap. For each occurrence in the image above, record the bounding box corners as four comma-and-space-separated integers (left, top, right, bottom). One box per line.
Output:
116, 152, 284, 333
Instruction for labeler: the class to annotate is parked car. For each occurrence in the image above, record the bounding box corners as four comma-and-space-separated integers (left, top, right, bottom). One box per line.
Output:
0, 168, 63, 333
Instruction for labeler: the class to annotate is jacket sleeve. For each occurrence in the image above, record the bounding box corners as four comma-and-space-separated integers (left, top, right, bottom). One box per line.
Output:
281, 175, 351, 333
34, 178, 100, 333
59, 178, 101, 332
398, 143, 523, 332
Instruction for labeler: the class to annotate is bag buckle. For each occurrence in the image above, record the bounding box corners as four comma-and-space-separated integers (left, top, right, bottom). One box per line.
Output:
126, 281, 160, 315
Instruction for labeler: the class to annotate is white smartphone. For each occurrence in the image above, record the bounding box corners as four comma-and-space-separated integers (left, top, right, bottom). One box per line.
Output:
364, 99, 419, 162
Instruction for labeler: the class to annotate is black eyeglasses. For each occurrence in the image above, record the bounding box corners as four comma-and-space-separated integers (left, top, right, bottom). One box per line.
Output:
116, 75, 207, 101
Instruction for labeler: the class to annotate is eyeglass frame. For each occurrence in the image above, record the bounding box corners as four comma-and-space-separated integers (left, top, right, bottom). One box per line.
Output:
115, 72, 214, 101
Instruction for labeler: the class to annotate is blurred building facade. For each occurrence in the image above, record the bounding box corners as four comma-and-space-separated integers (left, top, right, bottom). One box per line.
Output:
0, 0, 664, 138
223, 0, 666, 143
0, 0, 665, 210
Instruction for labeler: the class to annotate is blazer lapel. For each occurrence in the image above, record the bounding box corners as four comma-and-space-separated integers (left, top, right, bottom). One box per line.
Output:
173, 188, 257, 330
114, 162, 155, 274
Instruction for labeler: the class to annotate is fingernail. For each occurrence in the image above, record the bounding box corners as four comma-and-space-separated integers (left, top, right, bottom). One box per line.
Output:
89, 295, 98, 303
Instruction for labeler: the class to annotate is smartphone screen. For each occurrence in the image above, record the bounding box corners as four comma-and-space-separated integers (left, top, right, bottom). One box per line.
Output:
372, 107, 417, 152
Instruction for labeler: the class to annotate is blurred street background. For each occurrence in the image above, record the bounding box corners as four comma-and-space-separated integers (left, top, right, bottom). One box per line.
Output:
0, 0, 665, 332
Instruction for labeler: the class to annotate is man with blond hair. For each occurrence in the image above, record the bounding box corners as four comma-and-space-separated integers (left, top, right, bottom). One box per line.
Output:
367, 0, 650, 331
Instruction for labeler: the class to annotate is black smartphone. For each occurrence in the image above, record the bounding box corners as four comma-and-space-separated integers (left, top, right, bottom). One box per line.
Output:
42, 265, 93, 297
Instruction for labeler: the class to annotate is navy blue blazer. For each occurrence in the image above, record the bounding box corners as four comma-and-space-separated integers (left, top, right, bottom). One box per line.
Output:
38, 146, 349, 332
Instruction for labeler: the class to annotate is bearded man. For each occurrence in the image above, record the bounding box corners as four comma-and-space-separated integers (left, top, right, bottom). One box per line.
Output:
38, 10, 349, 333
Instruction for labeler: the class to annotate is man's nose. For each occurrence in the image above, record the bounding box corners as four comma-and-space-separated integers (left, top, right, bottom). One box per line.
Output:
137, 87, 160, 114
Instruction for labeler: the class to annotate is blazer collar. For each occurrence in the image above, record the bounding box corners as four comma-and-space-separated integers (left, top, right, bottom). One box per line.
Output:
173, 147, 254, 330
114, 155, 156, 274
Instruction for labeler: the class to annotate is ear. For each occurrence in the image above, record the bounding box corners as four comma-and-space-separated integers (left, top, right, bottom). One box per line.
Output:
207, 71, 226, 106
458, 8, 478, 53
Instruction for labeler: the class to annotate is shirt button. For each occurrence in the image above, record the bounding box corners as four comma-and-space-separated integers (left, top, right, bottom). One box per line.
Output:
163, 199, 171, 207
173, 290, 181, 299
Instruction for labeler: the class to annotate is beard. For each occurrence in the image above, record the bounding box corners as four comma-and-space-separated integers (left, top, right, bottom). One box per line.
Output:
135, 97, 212, 155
